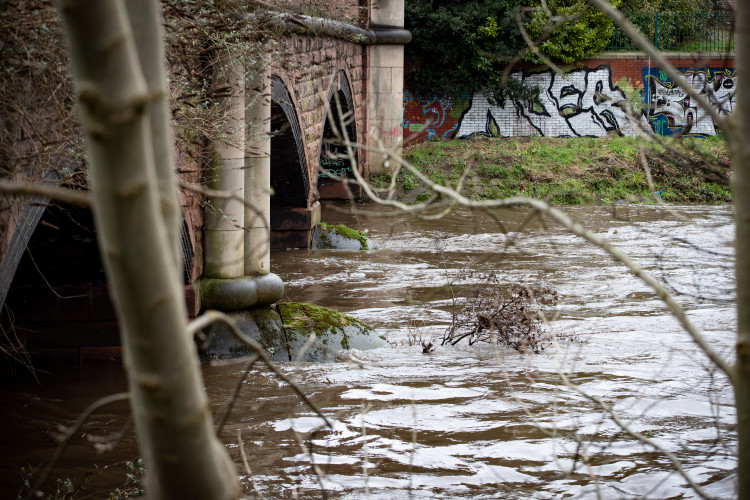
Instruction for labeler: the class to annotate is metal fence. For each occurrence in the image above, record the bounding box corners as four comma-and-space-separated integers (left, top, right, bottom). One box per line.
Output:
605, 11, 735, 52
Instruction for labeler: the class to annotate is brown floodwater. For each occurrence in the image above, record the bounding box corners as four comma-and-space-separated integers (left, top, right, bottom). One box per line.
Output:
0, 203, 737, 499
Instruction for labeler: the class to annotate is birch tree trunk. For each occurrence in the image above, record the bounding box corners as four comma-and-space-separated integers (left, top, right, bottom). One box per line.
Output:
57, 1, 239, 498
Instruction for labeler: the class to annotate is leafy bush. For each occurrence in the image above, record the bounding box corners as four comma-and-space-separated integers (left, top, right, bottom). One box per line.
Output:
524, 0, 620, 64
405, 0, 525, 97
406, 0, 622, 96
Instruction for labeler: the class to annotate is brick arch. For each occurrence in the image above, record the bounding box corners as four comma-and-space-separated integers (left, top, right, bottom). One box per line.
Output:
318, 70, 360, 200
270, 75, 310, 208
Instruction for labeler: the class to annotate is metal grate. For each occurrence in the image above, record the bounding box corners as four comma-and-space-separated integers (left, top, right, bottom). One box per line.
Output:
179, 218, 193, 284
0, 194, 49, 313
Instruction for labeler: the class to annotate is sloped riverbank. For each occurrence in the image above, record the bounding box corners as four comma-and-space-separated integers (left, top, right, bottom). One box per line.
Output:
371, 136, 731, 205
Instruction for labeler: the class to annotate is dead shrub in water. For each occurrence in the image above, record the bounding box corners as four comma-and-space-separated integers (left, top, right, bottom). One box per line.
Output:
442, 272, 558, 353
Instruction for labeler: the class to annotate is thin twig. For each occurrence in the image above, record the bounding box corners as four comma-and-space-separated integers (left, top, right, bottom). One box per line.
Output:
557, 369, 715, 500
587, 0, 727, 131
0, 181, 91, 207
237, 429, 267, 500
341, 139, 734, 384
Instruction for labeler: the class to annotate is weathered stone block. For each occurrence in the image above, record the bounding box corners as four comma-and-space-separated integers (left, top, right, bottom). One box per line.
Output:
369, 45, 403, 68
311, 222, 368, 250
318, 182, 363, 200
278, 302, 387, 362
270, 202, 321, 230
370, 67, 393, 94
271, 230, 312, 250
196, 307, 289, 362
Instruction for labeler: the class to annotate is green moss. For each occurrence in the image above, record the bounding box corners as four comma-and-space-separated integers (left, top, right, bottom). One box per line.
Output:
317, 229, 332, 249
317, 222, 368, 250
278, 302, 371, 337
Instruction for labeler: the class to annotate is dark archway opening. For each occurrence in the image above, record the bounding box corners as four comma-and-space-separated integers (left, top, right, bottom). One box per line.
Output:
270, 102, 308, 207
318, 71, 360, 200
270, 76, 309, 209
10, 204, 105, 290
269, 76, 316, 249
1, 203, 194, 364
1, 203, 118, 361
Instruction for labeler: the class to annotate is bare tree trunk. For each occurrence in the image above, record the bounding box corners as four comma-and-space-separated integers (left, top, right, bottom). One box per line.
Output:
732, 0, 750, 496
123, 0, 183, 273
57, 1, 239, 498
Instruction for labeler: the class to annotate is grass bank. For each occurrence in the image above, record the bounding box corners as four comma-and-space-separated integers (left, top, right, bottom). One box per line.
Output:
370, 136, 731, 205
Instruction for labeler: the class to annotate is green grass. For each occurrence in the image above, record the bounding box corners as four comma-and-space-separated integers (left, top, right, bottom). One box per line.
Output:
371, 136, 731, 205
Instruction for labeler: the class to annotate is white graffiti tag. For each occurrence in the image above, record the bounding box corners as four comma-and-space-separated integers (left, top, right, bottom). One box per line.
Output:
455, 67, 643, 138
648, 69, 735, 136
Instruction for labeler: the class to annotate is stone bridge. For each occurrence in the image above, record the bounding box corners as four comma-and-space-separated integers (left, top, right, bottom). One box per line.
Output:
0, 0, 409, 363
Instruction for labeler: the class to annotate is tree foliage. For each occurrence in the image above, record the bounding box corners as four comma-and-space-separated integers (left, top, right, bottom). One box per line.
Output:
405, 0, 620, 96
405, 0, 524, 96
619, 0, 713, 14
524, 0, 620, 64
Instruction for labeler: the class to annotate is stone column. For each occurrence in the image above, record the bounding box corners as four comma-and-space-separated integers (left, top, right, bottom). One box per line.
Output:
245, 66, 271, 274
204, 53, 245, 278
368, 0, 405, 175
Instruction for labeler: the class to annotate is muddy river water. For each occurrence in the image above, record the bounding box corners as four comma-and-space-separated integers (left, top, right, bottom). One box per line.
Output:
0, 204, 738, 499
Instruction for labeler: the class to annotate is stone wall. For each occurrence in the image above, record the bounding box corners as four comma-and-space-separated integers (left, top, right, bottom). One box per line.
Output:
273, 34, 366, 205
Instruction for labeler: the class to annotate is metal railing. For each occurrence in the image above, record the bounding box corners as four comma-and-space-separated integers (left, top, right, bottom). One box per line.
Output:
605, 11, 735, 52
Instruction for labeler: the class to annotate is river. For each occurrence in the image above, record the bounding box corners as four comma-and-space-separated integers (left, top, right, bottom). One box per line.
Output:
0, 204, 737, 499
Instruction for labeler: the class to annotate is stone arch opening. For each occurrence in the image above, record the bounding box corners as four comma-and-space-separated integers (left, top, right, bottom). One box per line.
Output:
318, 71, 358, 200
270, 76, 309, 208
3, 204, 193, 296
1, 200, 194, 357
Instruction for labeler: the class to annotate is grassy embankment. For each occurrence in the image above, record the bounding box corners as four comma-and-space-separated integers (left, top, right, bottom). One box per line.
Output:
370, 136, 731, 205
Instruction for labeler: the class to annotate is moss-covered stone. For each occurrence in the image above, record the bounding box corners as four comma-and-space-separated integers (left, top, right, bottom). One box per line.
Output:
197, 303, 388, 363
196, 306, 289, 362
312, 222, 369, 250
277, 302, 386, 362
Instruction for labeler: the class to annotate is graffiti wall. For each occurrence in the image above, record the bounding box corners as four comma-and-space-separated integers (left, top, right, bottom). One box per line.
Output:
454, 66, 643, 138
402, 90, 469, 142
403, 60, 735, 141
645, 67, 735, 136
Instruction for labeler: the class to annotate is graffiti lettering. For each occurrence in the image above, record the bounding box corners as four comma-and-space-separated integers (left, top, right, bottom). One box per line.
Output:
317, 167, 351, 181
320, 157, 346, 168
454, 67, 642, 139
645, 67, 735, 136
403, 90, 461, 140
404, 65, 735, 140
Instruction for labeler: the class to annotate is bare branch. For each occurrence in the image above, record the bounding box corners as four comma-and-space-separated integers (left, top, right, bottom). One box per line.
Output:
515, 10, 565, 77
558, 370, 715, 499
343, 139, 734, 383
0, 181, 91, 207
216, 354, 260, 435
